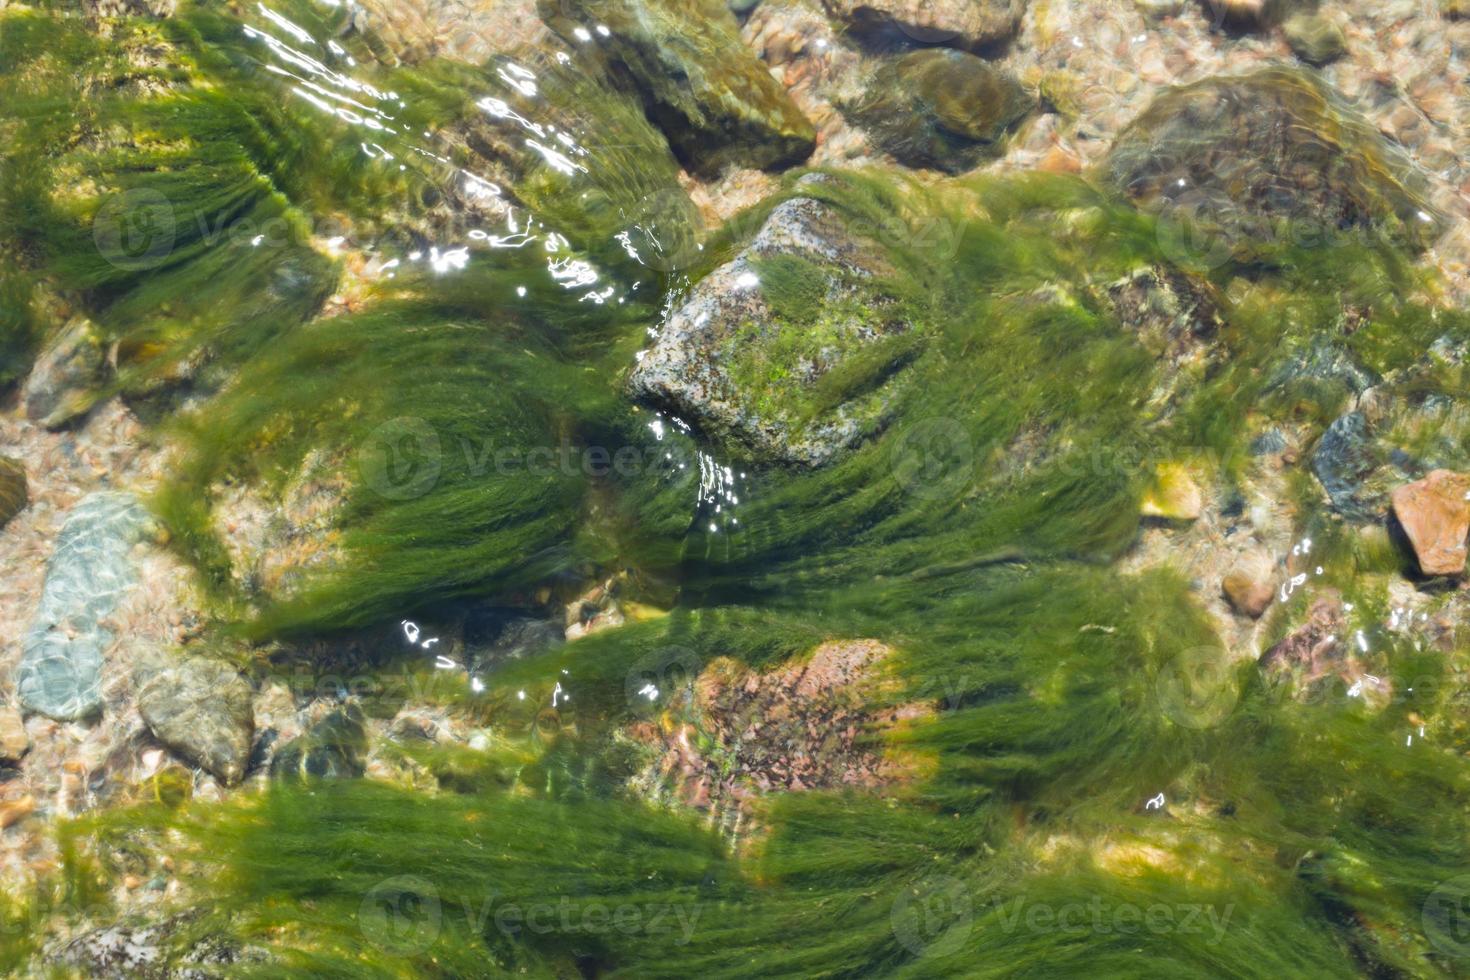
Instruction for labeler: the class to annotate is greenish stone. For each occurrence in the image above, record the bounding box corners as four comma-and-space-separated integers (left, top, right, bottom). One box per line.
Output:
628, 176, 922, 466
0, 456, 25, 530
270, 706, 369, 782
1283, 13, 1346, 65
17, 492, 152, 721
1101, 67, 1444, 266
540, 0, 816, 176
851, 49, 1033, 175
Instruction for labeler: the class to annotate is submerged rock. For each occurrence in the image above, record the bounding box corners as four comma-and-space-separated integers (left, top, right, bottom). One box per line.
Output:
0, 455, 26, 530
16, 492, 153, 721
20, 316, 106, 429
1259, 594, 1389, 708
541, 0, 815, 176
136, 655, 255, 786
851, 49, 1033, 174
1222, 554, 1275, 619
0, 705, 29, 763
1141, 462, 1203, 521
1391, 470, 1470, 577
1283, 13, 1346, 65
1102, 68, 1444, 263
821, 0, 1025, 50
628, 185, 919, 465
630, 639, 927, 828
1312, 411, 1394, 522
270, 706, 369, 782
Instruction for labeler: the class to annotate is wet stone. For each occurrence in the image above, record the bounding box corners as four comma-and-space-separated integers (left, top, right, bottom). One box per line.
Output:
16, 492, 153, 721
541, 0, 815, 176
270, 706, 369, 782
628, 182, 919, 466
20, 316, 106, 429
1283, 13, 1346, 65
821, 0, 1025, 50
0, 705, 29, 763
1390, 470, 1470, 577
1101, 68, 1445, 264
0, 455, 26, 530
851, 49, 1033, 174
135, 655, 255, 786
1312, 412, 1388, 522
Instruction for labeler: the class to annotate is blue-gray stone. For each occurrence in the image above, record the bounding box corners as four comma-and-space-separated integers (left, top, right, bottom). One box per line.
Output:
16, 492, 152, 721
1311, 412, 1385, 522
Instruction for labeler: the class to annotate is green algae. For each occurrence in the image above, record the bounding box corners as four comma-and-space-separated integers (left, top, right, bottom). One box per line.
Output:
3, 5, 1470, 977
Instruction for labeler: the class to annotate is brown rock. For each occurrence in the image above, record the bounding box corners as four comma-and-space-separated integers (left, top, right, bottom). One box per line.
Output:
1222, 565, 1274, 619
0, 707, 28, 763
0, 795, 36, 829
0, 456, 25, 530
1391, 470, 1470, 576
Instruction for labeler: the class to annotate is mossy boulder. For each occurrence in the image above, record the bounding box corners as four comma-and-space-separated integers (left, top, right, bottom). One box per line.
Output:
822, 0, 1025, 50
20, 317, 106, 429
628, 182, 920, 466
270, 705, 369, 782
539, 0, 815, 176
1101, 68, 1444, 264
850, 48, 1033, 174
0, 456, 26, 530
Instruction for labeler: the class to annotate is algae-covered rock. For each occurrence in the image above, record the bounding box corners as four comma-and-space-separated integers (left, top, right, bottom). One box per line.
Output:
851, 49, 1033, 174
1283, 13, 1346, 65
20, 316, 106, 429
135, 655, 255, 786
1312, 411, 1389, 522
1102, 68, 1444, 263
270, 706, 369, 782
16, 492, 153, 721
822, 0, 1025, 50
0, 456, 26, 530
1202, 0, 1309, 30
540, 0, 815, 176
628, 183, 920, 466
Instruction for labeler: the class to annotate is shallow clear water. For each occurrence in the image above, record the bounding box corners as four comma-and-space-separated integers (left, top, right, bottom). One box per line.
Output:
2, 1, 1470, 977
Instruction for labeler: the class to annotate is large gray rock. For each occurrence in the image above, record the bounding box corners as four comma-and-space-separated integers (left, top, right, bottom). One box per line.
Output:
136, 655, 255, 786
628, 186, 919, 466
16, 492, 152, 721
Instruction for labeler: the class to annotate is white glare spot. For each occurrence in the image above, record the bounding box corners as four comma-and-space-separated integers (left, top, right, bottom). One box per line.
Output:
1145, 793, 1165, 811
574, 26, 592, 41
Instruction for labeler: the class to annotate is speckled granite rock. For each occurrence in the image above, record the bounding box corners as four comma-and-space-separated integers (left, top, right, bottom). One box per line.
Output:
0, 455, 26, 530
540, 0, 816, 175
628, 181, 919, 465
16, 492, 153, 721
821, 0, 1025, 50
851, 48, 1032, 174
135, 655, 255, 785
1102, 68, 1444, 265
